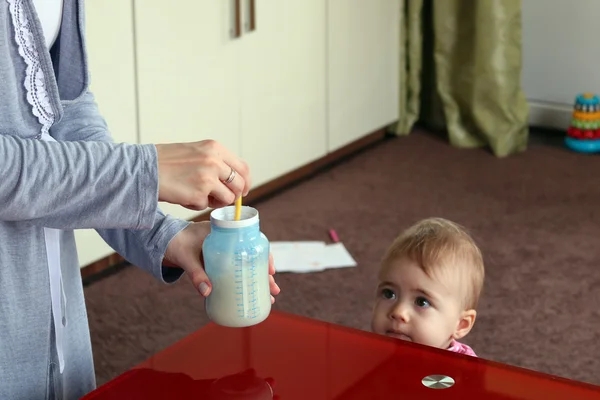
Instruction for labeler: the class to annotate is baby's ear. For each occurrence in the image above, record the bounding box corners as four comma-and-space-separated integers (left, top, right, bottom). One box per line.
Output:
453, 309, 476, 340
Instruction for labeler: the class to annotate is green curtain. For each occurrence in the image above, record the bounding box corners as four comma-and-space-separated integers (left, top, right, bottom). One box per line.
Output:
393, 0, 530, 158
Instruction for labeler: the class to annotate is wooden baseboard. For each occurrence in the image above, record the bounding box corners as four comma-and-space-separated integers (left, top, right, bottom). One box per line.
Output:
81, 129, 389, 282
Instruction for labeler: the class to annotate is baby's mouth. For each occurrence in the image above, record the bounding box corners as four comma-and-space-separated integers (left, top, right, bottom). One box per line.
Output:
386, 331, 412, 341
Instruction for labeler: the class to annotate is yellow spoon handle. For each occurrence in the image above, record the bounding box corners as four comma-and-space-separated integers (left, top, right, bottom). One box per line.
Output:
234, 196, 242, 221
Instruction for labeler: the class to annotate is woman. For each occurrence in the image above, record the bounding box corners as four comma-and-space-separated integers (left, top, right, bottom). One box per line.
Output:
0, 0, 279, 398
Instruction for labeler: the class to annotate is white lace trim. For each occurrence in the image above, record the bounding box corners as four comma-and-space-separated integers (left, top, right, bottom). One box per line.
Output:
6, 0, 65, 374
7, 0, 55, 137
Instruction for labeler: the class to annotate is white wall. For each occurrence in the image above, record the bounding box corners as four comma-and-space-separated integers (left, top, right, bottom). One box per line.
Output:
522, 0, 600, 129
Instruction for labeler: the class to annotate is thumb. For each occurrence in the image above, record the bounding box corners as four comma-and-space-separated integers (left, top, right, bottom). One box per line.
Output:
182, 255, 212, 297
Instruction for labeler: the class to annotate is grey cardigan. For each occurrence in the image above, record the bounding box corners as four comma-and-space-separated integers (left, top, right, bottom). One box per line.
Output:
0, 0, 189, 398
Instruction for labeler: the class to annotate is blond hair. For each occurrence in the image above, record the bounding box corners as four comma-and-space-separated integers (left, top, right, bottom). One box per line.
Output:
381, 217, 484, 309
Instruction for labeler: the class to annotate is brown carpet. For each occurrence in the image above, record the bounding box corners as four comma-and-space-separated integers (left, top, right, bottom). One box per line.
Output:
84, 129, 600, 388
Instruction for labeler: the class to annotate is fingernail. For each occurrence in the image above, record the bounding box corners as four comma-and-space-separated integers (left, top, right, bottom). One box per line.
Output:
199, 282, 210, 296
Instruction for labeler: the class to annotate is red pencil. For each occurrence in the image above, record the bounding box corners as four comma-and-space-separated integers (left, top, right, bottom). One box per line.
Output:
329, 229, 340, 243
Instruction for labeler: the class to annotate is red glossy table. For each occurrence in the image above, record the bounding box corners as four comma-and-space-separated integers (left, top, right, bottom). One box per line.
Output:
83, 310, 600, 399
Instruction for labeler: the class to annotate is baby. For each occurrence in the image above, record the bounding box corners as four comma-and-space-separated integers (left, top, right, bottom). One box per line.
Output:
371, 217, 484, 356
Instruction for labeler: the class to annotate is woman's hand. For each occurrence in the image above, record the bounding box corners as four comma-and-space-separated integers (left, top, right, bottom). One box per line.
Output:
163, 221, 281, 301
156, 140, 251, 211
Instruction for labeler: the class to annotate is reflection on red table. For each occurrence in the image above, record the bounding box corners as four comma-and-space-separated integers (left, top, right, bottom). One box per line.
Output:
83, 310, 600, 399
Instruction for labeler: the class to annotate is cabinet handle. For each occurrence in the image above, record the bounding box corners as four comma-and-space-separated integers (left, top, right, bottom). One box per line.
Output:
232, 0, 242, 39
246, 0, 256, 32
249, 0, 256, 31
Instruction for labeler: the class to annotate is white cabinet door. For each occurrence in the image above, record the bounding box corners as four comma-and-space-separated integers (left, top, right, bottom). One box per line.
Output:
134, 0, 242, 220
327, 0, 400, 152
239, 0, 327, 187
522, 0, 600, 128
76, 0, 138, 267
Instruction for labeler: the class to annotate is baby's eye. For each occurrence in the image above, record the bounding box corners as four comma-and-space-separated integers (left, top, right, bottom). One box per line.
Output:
381, 288, 396, 300
415, 296, 431, 308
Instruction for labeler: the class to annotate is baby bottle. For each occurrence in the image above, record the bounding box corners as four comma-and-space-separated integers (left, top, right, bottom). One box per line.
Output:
203, 205, 271, 327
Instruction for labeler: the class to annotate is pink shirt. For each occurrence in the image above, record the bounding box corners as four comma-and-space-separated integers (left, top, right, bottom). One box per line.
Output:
447, 340, 477, 357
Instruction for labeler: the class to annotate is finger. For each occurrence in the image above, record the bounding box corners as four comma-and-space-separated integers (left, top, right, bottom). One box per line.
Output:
183, 258, 212, 297
269, 275, 280, 296
182, 204, 205, 211
217, 147, 252, 196
268, 253, 275, 275
220, 162, 245, 199
207, 195, 232, 209
163, 186, 208, 211
271, 295, 275, 304
209, 181, 237, 208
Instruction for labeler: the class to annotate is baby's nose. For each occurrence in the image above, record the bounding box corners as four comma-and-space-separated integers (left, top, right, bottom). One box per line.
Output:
390, 303, 410, 322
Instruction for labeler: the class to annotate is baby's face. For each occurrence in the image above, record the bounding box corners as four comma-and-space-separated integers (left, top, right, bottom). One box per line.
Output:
371, 257, 467, 350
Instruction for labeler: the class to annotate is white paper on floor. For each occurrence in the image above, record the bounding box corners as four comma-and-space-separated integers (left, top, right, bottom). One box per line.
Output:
269, 241, 357, 273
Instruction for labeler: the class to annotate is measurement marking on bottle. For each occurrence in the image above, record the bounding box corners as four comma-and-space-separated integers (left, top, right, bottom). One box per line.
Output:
231, 247, 263, 320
